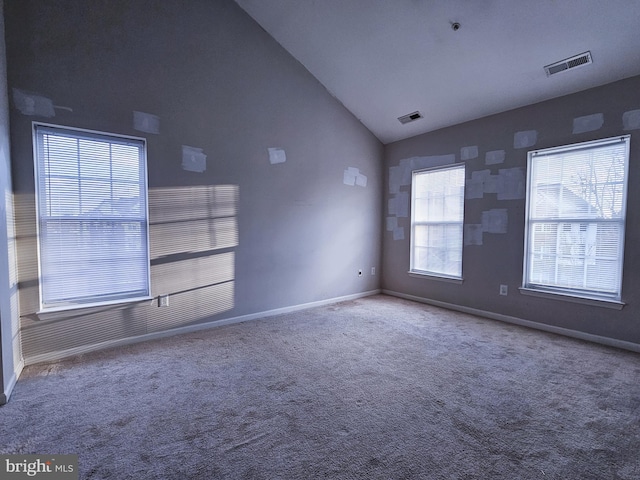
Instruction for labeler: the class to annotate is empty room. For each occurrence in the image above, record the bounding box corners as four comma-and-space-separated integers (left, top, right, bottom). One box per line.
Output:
1, 0, 639, 478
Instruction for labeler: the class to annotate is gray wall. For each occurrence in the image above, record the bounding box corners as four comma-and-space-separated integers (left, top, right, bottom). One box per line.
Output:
4, 0, 383, 363
0, 0, 21, 403
383, 75, 640, 347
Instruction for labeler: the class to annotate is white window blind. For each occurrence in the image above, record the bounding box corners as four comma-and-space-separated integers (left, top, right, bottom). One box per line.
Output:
523, 135, 629, 302
410, 164, 465, 279
34, 124, 150, 310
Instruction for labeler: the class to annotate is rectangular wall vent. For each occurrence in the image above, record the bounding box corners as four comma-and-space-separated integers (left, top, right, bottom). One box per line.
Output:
544, 51, 592, 76
398, 111, 423, 124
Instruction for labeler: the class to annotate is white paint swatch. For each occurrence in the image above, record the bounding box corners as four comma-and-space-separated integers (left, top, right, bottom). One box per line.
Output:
513, 130, 537, 149
461, 146, 479, 161
181, 145, 207, 173
386, 216, 398, 232
485, 150, 505, 165
13, 88, 55, 117
344, 167, 367, 187
393, 226, 405, 241
464, 224, 483, 246
388, 192, 409, 217
133, 111, 160, 134
573, 113, 604, 134
484, 174, 499, 194
394, 192, 409, 217
497, 167, 525, 200
355, 172, 368, 187
623, 109, 640, 131
268, 147, 287, 165
389, 165, 403, 194
344, 167, 357, 186
465, 177, 484, 199
482, 209, 508, 234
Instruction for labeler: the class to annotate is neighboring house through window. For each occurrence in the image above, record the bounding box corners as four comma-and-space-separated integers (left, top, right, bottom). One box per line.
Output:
33, 123, 150, 311
410, 164, 465, 280
522, 135, 630, 306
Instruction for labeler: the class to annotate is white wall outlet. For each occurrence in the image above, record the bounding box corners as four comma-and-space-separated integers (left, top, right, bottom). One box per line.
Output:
159, 294, 170, 307
371, 267, 376, 275
499, 285, 508, 296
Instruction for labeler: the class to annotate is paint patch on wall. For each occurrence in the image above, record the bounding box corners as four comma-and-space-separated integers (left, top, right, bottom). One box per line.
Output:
388, 192, 409, 218
622, 109, 640, 130
461, 146, 478, 161
181, 145, 207, 173
466, 170, 490, 199
355, 172, 368, 187
513, 130, 537, 149
13, 88, 55, 117
393, 226, 405, 241
484, 174, 499, 194
388, 165, 403, 194
466, 176, 484, 199
268, 147, 287, 165
403, 154, 456, 172
572, 113, 604, 134
133, 111, 160, 134
497, 167, 525, 200
485, 150, 505, 165
386, 216, 398, 232
464, 224, 483, 246
481, 209, 508, 234
344, 167, 367, 187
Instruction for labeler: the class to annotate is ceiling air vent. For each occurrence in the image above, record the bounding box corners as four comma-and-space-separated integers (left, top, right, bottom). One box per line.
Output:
544, 51, 592, 76
398, 111, 423, 125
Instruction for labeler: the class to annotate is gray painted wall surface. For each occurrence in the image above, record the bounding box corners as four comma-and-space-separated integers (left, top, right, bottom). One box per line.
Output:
0, 0, 21, 402
4, 0, 382, 361
383, 75, 640, 346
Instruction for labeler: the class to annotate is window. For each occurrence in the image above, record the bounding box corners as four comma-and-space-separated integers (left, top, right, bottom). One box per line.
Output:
34, 123, 150, 311
522, 135, 630, 304
410, 164, 465, 279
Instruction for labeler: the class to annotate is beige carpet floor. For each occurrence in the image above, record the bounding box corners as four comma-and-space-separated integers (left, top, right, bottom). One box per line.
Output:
1, 294, 639, 479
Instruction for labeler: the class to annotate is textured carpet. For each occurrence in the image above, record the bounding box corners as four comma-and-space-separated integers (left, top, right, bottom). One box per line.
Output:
1, 294, 639, 479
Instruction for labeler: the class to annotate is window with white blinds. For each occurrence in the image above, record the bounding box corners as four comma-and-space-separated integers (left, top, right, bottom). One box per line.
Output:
34, 124, 150, 311
410, 164, 465, 279
523, 135, 630, 303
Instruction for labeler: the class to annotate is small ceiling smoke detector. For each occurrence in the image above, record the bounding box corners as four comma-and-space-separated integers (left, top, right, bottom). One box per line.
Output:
398, 111, 423, 125
544, 51, 592, 76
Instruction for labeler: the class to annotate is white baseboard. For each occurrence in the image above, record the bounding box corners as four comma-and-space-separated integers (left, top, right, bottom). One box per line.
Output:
24, 289, 381, 366
1, 358, 24, 405
382, 289, 640, 353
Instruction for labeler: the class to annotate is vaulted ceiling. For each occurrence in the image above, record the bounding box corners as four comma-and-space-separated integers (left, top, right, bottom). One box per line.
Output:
234, 0, 640, 144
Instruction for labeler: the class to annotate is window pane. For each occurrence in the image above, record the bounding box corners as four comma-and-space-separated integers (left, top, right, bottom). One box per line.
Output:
34, 125, 150, 309
411, 165, 465, 278
524, 136, 628, 300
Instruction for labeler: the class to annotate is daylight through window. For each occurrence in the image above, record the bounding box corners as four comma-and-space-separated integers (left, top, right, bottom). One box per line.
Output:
410, 164, 465, 279
523, 135, 630, 303
34, 124, 150, 310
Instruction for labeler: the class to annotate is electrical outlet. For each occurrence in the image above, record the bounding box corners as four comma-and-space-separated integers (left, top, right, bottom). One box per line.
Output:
371, 267, 376, 275
499, 285, 508, 296
159, 294, 170, 307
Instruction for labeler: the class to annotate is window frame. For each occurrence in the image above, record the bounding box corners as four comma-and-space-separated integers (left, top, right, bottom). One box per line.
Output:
521, 135, 630, 308
409, 163, 466, 281
33, 122, 152, 313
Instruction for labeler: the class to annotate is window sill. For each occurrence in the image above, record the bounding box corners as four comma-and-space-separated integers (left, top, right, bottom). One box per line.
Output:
518, 288, 624, 310
408, 271, 464, 284
36, 296, 154, 319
